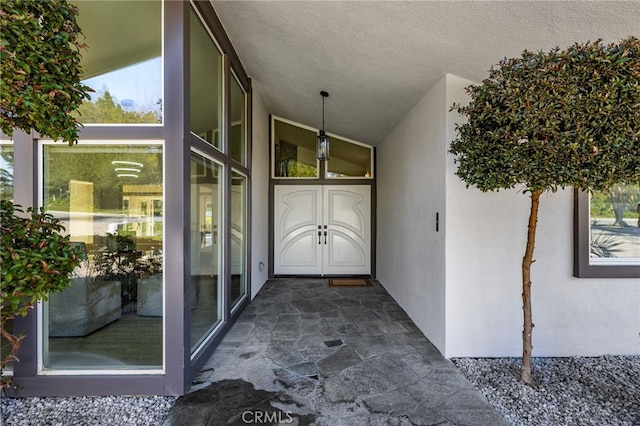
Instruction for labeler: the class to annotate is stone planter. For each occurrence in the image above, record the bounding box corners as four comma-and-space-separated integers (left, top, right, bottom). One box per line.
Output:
49, 277, 121, 337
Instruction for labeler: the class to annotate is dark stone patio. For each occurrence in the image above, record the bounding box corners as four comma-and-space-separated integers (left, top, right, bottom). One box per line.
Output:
164, 278, 507, 425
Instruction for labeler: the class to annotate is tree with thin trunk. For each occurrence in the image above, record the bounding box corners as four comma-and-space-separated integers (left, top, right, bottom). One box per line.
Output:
450, 38, 640, 385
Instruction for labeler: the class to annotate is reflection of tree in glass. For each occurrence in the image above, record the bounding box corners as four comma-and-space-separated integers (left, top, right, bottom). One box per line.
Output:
288, 161, 316, 177
76, 91, 161, 124
591, 185, 640, 226
44, 147, 162, 213
0, 169, 13, 201
0, 148, 13, 201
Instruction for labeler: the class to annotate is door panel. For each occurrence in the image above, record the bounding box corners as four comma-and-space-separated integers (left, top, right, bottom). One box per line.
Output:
274, 185, 370, 275
274, 186, 322, 275
323, 186, 370, 275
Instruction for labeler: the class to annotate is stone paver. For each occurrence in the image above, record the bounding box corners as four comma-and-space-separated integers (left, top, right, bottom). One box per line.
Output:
164, 278, 507, 425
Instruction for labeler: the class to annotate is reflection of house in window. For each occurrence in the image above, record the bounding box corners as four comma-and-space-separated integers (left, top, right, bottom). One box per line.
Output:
120, 184, 163, 237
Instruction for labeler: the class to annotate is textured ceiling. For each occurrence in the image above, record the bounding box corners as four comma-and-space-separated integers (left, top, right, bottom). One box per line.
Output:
211, 1, 640, 146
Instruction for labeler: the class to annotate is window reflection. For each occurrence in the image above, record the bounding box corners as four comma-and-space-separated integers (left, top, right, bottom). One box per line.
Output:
190, 154, 223, 351
74, 1, 162, 124
589, 185, 640, 264
326, 136, 373, 178
0, 143, 13, 202
273, 120, 318, 178
190, 8, 222, 149
230, 76, 246, 164
43, 142, 164, 370
230, 171, 247, 308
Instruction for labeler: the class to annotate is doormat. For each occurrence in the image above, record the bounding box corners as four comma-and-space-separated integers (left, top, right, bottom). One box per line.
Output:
328, 278, 372, 287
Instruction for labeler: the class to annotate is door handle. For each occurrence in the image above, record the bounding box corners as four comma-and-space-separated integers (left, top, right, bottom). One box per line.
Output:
318, 225, 322, 244
323, 229, 328, 244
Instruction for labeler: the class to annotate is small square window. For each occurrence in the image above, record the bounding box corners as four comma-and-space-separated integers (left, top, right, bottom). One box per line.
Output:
574, 189, 640, 278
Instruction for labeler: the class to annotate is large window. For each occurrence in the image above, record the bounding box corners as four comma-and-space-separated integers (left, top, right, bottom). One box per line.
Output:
74, 1, 163, 124
190, 153, 223, 352
190, 8, 222, 149
42, 142, 164, 370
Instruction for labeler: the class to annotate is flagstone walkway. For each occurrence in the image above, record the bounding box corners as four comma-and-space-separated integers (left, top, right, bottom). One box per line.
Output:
164, 278, 506, 425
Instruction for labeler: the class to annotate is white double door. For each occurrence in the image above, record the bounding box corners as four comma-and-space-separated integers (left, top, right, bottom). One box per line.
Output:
274, 185, 371, 275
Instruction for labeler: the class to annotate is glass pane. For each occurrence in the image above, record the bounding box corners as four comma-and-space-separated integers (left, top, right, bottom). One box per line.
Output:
230, 172, 247, 308
0, 143, 13, 372
273, 120, 318, 178
190, 9, 222, 149
190, 154, 223, 351
326, 136, 373, 178
74, 1, 162, 124
230, 77, 246, 164
589, 185, 640, 265
43, 143, 163, 370
0, 143, 13, 202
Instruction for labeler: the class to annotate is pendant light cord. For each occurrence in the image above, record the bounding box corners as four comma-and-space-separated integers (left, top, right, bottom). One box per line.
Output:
322, 96, 325, 131
320, 90, 329, 133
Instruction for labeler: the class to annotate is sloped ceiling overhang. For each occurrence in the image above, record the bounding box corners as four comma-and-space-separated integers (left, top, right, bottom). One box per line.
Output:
211, 1, 640, 146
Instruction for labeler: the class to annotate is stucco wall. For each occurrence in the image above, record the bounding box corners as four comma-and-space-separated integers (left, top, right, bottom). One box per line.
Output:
377, 76, 448, 353
251, 84, 270, 299
444, 73, 640, 357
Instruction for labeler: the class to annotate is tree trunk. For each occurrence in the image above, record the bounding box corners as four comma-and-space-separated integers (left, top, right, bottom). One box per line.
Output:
0, 324, 24, 390
610, 187, 628, 227
521, 190, 541, 386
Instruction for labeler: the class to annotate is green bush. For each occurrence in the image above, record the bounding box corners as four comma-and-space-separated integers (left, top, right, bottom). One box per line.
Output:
1, 200, 80, 387
0, 200, 80, 318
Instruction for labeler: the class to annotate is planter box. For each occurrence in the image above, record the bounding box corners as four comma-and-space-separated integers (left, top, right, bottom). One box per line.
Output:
137, 274, 197, 316
49, 278, 121, 337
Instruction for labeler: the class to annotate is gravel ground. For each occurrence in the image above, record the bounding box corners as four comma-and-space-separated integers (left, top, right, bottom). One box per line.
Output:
0, 395, 175, 426
1, 356, 638, 425
452, 356, 640, 426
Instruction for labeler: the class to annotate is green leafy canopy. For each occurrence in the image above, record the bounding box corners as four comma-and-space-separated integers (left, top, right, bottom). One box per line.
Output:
450, 37, 640, 193
0, 0, 92, 145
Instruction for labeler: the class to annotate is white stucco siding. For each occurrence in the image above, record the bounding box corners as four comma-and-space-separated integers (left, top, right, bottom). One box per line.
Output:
251, 84, 270, 298
530, 190, 639, 356
377, 76, 448, 353
444, 73, 640, 357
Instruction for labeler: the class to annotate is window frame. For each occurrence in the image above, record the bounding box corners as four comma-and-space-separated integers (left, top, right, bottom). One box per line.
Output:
270, 115, 375, 180
38, 139, 166, 376
325, 133, 374, 180
573, 189, 640, 278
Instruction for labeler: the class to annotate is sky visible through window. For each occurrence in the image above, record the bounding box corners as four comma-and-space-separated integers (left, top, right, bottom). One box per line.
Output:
82, 57, 162, 117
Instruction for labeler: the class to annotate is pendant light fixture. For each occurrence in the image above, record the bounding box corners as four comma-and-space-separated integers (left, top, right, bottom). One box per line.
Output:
317, 90, 330, 161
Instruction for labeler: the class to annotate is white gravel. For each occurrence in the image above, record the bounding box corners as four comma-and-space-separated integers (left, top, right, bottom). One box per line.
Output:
0, 395, 175, 426
452, 356, 640, 426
